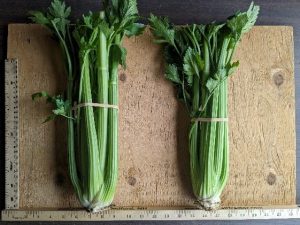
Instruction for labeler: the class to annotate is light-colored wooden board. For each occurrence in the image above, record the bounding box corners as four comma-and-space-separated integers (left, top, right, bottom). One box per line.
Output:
7, 24, 295, 209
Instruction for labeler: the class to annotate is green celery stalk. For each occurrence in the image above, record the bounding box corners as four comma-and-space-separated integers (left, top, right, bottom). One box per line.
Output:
149, 2, 259, 210
80, 52, 101, 204
97, 12, 109, 177
30, 0, 144, 212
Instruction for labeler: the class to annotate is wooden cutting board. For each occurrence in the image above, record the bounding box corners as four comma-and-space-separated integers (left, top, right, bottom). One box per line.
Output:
7, 24, 295, 209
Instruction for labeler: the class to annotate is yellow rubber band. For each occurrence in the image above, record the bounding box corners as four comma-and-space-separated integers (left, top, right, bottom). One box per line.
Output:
191, 118, 228, 122
72, 102, 119, 111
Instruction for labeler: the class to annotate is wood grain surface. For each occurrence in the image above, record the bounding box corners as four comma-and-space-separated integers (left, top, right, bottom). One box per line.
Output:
1, 1, 300, 225
7, 24, 296, 209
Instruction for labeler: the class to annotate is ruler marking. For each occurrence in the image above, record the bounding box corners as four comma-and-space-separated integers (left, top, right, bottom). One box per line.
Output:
2, 208, 300, 221
5, 59, 19, 210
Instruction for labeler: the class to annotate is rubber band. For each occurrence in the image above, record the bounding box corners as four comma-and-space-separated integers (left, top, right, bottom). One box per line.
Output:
72, 102, 119, 111
191, 117, 228, 122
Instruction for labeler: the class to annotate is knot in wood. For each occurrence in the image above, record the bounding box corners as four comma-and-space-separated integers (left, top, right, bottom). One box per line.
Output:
127, 176, 137, 186
267, 172, 276, 185
273, 72, 284, 87
55, 173, 65, 186
119, 73, 127, 82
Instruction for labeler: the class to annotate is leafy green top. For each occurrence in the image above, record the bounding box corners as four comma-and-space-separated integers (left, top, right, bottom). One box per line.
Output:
29, 0, 145, 122
29, 0, 71, 38
32, 91, 72, 122
149, 2, 259, 116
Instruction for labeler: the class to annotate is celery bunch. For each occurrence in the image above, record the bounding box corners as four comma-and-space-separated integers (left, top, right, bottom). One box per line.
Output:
149, 3, 259, 209
30, 0, 144, 212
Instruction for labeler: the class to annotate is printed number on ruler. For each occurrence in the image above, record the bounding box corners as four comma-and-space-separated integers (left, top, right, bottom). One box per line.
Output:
5, 59, 19, 209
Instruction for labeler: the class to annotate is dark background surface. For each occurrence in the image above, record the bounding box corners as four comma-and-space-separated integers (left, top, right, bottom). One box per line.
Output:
0, 0, 300, 224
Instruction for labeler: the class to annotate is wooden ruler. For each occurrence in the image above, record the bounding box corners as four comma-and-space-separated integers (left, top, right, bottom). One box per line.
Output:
1, 207, 300, 221
4, 59, 19, 210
